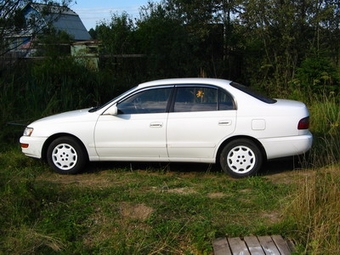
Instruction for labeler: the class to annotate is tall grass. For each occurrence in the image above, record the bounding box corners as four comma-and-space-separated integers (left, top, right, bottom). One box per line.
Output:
307, 94, 340, 167
0, 57, 143, 149
284, 168, 340, 254
283, 94, 340, 254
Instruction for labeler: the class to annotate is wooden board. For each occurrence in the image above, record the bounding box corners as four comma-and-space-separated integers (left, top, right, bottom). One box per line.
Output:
212, 237, 232, 255
212, 235, 293, 255
243, 236, 265, 255
271, 235, 292, 255
228, 237, 251, 255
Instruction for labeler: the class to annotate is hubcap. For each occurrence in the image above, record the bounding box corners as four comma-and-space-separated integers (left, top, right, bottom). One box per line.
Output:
227, 145, 256, 174
51, 143, 78, 170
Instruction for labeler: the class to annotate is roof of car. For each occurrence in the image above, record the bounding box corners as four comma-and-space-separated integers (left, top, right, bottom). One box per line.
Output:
138, 78, 232, 88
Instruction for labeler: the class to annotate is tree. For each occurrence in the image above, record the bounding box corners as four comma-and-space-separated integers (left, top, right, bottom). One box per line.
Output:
294, 56, 340, 95
136, 2, 195, 78
96, 12, 136, 56
239, 0, 340, 94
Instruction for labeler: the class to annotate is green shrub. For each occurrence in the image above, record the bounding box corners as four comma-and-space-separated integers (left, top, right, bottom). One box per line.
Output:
293, 57, 339, 96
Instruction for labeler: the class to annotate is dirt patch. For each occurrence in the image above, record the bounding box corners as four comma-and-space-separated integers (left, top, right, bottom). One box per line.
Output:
166, 187, 197, 195
36, 171, 130, 188
264, 169, 315, 185
120, 202, 154, 221
261, 211, 282, 224
207, 192, 227, 198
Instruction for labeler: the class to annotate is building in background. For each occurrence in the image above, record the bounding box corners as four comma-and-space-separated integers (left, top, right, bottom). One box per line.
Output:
5, 3, 91, 59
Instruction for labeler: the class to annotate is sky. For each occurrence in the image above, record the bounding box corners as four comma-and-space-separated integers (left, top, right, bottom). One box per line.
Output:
71, 0, 153, 30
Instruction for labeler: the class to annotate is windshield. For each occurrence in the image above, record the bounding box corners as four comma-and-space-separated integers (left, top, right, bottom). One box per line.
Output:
88, 86, 137, 112
230, 82, 277, 104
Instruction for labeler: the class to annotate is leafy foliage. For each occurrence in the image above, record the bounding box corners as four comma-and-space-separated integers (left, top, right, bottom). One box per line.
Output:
294, 57, 340, 95
97, 12, 136, 55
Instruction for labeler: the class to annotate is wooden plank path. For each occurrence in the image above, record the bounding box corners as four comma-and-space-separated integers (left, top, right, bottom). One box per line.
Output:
213, 235, 294, 255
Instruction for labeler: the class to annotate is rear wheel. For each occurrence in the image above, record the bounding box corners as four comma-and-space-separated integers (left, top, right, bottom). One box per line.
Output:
220, 139, 263, 178
47, 136, 87, 174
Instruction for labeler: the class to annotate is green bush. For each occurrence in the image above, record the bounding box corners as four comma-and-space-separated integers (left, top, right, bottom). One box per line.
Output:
293, 57, 340, 96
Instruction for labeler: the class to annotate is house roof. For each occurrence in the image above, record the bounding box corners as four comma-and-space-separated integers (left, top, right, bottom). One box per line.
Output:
23, 3, 91, 41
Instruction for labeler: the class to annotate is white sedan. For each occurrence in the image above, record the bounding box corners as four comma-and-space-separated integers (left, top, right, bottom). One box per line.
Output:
20, 78, 312, 178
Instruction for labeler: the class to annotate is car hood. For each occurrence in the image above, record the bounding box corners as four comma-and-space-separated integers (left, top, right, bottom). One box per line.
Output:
29, 108, 93, 125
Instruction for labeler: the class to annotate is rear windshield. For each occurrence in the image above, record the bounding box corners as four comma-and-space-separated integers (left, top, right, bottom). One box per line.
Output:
230, 82, 277, 104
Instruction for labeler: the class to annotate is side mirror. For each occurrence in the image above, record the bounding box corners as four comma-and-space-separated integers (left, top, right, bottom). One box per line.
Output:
103, 105, 118, 116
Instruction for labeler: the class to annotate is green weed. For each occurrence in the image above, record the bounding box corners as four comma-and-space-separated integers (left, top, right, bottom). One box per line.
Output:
283, 167, 340, 255
307, 95, 340, 168
0, 158, 295, 254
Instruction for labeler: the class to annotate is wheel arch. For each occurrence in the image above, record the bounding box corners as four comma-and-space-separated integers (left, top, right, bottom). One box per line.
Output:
216, 136, 267, 163
41, 133, 89, 162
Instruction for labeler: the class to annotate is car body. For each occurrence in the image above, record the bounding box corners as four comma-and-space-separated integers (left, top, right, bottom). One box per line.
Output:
20, 78, 312, 177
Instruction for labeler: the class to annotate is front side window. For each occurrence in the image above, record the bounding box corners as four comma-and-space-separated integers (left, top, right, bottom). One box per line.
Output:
173, 86, 235, 112
117, 87, 172, 114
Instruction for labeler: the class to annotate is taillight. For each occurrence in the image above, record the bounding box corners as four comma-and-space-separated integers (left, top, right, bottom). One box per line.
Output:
298, 117, 310, 130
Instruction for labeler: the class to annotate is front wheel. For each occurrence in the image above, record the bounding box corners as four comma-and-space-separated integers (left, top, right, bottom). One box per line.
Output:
47, 136, 88, 174
220, 139, 263, 178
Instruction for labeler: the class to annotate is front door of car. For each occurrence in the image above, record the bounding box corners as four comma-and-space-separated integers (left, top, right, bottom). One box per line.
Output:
166, 86, 237, 161
94, 87, 172, 160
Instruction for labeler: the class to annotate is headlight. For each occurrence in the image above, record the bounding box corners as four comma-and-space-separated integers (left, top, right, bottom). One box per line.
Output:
23, 127, 34, 136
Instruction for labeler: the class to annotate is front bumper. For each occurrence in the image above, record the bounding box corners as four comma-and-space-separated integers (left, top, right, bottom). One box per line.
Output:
19, 136, 47, 159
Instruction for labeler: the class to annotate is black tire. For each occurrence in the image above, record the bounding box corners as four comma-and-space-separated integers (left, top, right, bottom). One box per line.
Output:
47, 136, 88, 174
220, 139, 263, 178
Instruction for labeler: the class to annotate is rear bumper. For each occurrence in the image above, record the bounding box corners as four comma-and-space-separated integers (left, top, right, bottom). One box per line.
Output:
260, 132, 313, 160
19, 136, 47, 159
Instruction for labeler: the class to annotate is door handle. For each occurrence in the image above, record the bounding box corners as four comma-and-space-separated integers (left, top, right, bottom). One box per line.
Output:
218, 120, 231, 126
150, 122, 163, 128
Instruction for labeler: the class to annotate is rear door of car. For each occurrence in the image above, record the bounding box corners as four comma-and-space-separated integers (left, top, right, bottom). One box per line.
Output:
166, 85, 237, 161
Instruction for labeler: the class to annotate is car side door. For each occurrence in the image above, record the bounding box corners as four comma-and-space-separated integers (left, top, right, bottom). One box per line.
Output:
166, 85, 237, 161
94, 86, 173, 160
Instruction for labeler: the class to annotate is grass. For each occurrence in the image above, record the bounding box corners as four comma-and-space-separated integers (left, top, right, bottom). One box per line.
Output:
307, 95, 340, 169
282, 94, 340, 255
284, 166, 340, 254
1, 136, 339, 254
1, 148, 299, 254
2, 147, 339, 253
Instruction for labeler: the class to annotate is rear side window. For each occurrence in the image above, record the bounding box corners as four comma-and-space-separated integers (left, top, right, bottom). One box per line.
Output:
219, 89, 236, 110
173, 86, 235, 112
